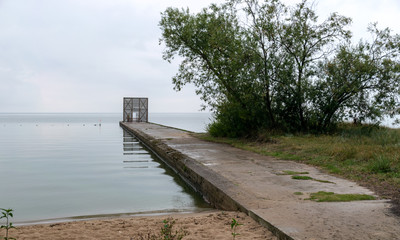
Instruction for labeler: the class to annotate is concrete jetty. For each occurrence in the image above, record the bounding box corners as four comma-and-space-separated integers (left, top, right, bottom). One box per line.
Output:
121, 122, 400, 240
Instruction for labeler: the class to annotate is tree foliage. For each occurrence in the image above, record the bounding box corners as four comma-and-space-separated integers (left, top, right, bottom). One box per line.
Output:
159, 0, 400, 136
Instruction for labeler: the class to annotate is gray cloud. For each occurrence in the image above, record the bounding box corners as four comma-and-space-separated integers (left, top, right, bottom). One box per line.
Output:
0, 0, 399, 112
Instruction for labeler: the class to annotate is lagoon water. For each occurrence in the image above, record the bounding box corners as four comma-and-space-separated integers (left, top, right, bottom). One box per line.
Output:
0, 113, 212, 223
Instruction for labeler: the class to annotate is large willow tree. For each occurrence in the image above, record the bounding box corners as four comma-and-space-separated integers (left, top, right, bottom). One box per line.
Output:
159, 0, 400, 136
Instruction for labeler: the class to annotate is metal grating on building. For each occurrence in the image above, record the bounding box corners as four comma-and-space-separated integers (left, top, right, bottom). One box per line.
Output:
123, 97, 148, 122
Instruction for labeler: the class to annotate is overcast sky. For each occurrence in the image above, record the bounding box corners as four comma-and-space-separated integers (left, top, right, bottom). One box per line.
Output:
0, 0, 399, 113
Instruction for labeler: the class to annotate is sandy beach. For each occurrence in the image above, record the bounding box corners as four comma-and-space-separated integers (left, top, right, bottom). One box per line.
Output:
7, 210, 276, 240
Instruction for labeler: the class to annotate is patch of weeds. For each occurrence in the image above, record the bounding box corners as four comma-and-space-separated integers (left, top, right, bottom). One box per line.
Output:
292, 175, 313, 180
325, 164, 341, 174
335, 146, 358, 161
367, 156, 394, 173
307, 191, 376, 202
281, 170, 309, 175
160, 218, 188, 240
231, 218, 243, 240
131, 217, 188, 240
1, 208, 16, 240
293, 192, 303, 195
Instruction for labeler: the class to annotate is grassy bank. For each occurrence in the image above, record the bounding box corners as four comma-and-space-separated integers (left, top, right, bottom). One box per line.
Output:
197, 124, 400, 212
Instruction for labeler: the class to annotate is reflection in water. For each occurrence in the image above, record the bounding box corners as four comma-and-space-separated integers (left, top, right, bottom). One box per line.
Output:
122, 130, 161, 169
123, 131, 150, 169
121, 129, 210, 209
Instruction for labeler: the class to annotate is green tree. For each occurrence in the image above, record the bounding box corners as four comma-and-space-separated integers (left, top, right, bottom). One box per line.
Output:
314, 24, 400, 130
159, 0, 400, 136
160, 4, 265, 136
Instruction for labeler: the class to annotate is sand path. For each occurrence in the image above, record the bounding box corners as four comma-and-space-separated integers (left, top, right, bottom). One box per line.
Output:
9, 211, 276, 240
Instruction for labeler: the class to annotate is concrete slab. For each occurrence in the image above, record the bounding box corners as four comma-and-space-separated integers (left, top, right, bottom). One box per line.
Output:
121, 122, 400, 240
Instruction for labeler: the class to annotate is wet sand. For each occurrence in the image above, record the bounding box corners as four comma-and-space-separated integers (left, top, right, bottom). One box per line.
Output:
8, 210, 277, 240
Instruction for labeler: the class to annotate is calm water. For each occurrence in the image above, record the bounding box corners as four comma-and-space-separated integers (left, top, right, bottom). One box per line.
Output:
0, 113, 211, 223
150, 112, 212, 133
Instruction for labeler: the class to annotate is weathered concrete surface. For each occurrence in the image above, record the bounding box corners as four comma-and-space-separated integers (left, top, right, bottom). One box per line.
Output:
121, 122, 400, 240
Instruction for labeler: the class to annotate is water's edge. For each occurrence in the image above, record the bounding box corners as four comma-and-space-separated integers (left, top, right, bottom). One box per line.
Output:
15, 208, 214, 226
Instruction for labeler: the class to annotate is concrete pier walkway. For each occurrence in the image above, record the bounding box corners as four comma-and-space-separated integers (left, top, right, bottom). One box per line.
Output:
121, 122, 400, 240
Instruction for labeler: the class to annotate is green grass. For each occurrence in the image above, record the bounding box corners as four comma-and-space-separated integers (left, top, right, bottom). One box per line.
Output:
292, 175, 313, 180
291, 175, 335, 183
281, 170, 309, 175
307, 191, 376, 202
313, 179, 335, 184
294, 192, 304, 195
196, 124, 400, 200
367, 156, 395, 173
